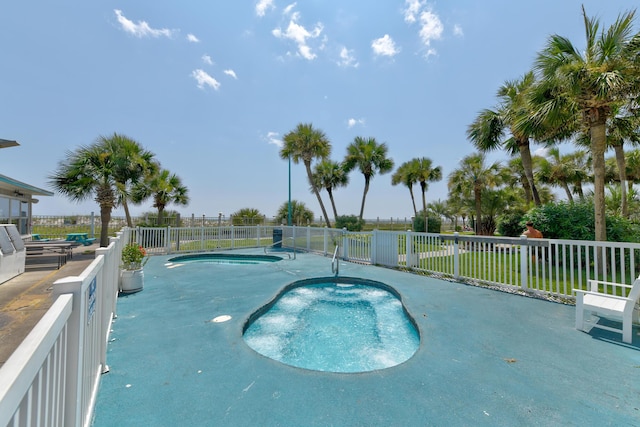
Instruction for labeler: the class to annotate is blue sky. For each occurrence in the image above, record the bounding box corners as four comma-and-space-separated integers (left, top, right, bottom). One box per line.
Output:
1, 1, 637, 221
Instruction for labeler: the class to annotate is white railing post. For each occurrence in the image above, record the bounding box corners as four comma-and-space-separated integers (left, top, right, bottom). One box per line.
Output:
257, 225, 261, 246
52, 275, 86, 427
520, 235, 529, 290
371, 229, 377, 264
453, 232, 460, 279
342, 228, 349, 261
406, 230, 413, 268
166, 226, 172, 254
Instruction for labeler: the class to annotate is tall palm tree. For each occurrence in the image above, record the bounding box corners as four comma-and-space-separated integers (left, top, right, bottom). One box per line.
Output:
531, 6, 640, 241
447, 153, 501, 235
104, 133, 157, 227
49, 139, 119, 247
311, 160, 349, 222
467, 72, 544, 207
343, 136, 394, 221
536, 147, 587, 201
607, 115, 640, 217
411, 157, 442, 232
132, 169, 189, 225
391, 160, 419, 217
281, 123, 332, 228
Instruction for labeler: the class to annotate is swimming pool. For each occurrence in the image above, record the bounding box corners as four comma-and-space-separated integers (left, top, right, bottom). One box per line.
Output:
167, 253, 282, 265
243, 277, 420, 373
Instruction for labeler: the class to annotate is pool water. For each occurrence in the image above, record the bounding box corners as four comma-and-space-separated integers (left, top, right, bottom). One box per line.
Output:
243, 279, 420, 373
168, 253, 281, 265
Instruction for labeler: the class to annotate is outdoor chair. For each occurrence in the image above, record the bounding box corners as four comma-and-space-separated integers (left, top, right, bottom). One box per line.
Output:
574, 274, 640, 344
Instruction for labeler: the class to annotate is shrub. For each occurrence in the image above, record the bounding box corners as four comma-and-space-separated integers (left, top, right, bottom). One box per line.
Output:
335, 215, 365, 231
412, 213, 441, 233
525, 200, 640, 242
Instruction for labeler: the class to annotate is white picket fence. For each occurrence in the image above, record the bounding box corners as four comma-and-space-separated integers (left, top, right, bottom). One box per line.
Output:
0, 231, 126, 427
1, 225, 639, 427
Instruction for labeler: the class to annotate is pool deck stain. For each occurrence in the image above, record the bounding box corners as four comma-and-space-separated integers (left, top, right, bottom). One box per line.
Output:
92, 249, 640, 426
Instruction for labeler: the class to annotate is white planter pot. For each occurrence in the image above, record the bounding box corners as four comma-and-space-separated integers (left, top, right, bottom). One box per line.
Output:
121, 268, 144, 294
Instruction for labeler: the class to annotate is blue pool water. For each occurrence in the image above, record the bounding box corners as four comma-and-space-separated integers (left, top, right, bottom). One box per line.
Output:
243, 278, 420, 373
168, 253, 281, 265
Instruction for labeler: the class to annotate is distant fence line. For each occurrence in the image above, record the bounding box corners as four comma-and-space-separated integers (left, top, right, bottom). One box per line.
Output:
30, 214, 420, 238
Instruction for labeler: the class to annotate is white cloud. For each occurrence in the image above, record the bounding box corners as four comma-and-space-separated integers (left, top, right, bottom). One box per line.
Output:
202, 54, 213, 65
114, 9, 175, 38
191, 69, 220, 90
256, 0, 275, 17
418, 10, 443, 53
265, 131, 282, 147
453, 24, 464, 37
402, 2, 444, 58
371, 35, 399, 57
337, 47, 358, 68
347, 118, 365, 128
272, 10, 324, 60
187, 34, 200, 43
403, 0, 425, 24
283, 2, 297, 16
224, 69, 238, 79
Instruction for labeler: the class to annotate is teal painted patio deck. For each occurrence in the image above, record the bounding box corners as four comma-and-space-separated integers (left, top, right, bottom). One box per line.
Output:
92, 249, 639, 426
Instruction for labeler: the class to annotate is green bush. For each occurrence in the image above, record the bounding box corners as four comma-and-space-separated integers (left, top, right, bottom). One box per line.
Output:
498, 212, 527, 237
412, 213, 441, 233
335, 215, 365, 231
525, 200, 640, 242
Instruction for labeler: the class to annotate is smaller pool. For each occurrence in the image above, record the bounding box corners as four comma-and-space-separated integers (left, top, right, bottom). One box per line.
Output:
244, 277, 420, 373
168, 253, 282, 265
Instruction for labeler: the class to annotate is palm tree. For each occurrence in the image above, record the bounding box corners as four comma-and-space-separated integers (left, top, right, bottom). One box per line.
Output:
49, 139, 119, 247
343, 136, 394, 221
132, 169, 189, 225
105, 133, 157, 227
391, 160, 419, 217
311, 160, 348, 223
275, 200, 314, 225
447, 153, 502, 235
281, 123, 332, 228
537, 148, 583, 202
607, 115, 640, 217
411, 157, 442, 232
531, 6, 640, 241
467, 72, 544, 207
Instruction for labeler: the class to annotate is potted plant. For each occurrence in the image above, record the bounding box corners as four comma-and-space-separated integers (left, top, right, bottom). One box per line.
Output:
120, 243, 148, 293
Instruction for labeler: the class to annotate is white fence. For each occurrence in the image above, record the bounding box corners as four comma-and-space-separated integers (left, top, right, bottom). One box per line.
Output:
131, 225, 640, 300
0, 231, 127, 427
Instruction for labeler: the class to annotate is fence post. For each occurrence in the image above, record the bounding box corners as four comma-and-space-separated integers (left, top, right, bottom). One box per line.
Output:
90, 211, 95, 238
342, 228, 349, 261
324, 227, 328, 255
453, 232, 460, 279
307, 226, 311, 251
520, 235, 529, 290
406, 230, 413, 268
166, 226, 172, 254
371, 230, 377, 264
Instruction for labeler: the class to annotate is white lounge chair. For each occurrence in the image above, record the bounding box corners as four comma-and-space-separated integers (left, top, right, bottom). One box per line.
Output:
575, 274, 640, 343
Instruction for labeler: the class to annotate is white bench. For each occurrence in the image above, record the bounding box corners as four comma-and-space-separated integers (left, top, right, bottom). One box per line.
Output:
575, 275, 640, 343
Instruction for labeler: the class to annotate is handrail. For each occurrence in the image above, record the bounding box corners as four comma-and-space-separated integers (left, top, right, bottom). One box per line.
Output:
264, 238, 296, 259
331, 245, 339, 276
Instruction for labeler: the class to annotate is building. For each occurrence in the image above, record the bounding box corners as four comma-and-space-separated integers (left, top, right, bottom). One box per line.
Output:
0, 139, 53, 235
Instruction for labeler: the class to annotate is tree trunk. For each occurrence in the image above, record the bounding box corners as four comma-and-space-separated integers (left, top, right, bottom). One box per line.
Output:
99, 205, 112, 247
613, 143, 628, 218
518, 141, 541, 206
123, 198, 133, 227
562, 181, 574, 202
305, 161, 331, 228
327, 188, 338, 222
420, 181, 428, 232
590, 120, 607, 242
474, 184, 482, 235
358, 175, 370, 221
409, 186, 418, 218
